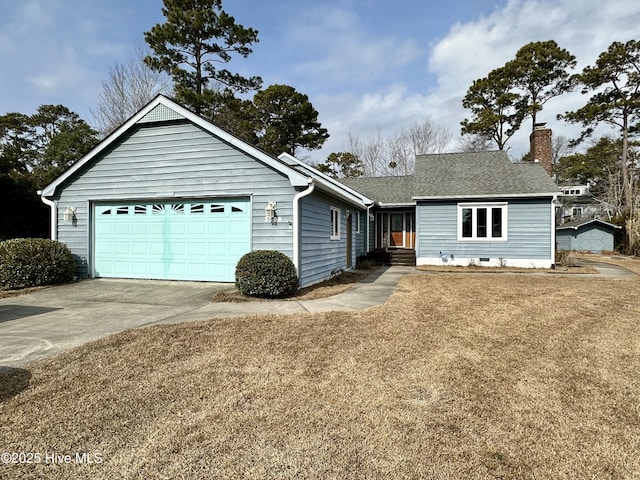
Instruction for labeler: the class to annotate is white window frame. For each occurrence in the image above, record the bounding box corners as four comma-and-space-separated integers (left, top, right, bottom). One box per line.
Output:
457, 202, 508, 241
355, 211, 361, 234
330, 206, 341, 240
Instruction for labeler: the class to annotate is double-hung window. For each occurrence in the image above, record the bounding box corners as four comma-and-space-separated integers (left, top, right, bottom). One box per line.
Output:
458, 203, 507, 241
330, 206, 341, 240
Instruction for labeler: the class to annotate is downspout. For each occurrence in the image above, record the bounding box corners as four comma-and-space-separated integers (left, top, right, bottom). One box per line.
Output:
38, 190, 57, 241
293, 179, 315, 281
551, 195, 559, 268
366, 203, 374, 253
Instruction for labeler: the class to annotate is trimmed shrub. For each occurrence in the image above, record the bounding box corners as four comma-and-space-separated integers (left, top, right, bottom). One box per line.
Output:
235, 250, 298, 298
0, 238, 75, 289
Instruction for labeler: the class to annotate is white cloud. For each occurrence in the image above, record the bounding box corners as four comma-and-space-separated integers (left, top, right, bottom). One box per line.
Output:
308, 0, 640, 163
425, 0, 640, 158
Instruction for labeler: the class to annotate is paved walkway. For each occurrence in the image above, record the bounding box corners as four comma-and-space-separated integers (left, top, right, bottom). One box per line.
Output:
574, 257, 638, 278
157, 266, 413, 324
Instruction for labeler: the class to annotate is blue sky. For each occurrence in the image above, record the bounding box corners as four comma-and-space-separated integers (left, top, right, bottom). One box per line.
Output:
1, 0, 640, 163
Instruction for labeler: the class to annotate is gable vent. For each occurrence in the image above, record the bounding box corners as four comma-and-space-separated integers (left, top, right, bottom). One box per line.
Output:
138, 104, 185, 124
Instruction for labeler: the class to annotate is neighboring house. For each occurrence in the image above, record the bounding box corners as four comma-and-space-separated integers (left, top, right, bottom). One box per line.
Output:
40, 96, 560, 285
556, 218, 621, 253
40, 95, 371, 287
557, 185, 611, 223
342, 151, 560, 268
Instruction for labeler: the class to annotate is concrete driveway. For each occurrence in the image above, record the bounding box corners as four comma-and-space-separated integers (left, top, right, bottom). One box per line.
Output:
0, 278, 230, 369
0, 267, 409, 370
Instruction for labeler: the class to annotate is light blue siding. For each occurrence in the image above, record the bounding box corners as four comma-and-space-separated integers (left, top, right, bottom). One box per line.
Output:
299, 192, 362, 286
55, 121, 296, 278
354, 210, 368, 258
556, 230, 572, 252
557, 225, 615, 253
417, 198, 552, 261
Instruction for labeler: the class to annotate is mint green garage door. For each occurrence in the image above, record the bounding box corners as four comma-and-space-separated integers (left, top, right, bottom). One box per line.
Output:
94, 198, 251, 282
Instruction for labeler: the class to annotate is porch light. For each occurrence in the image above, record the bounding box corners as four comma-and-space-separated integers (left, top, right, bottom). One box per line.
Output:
63, 206, 76, 222
265, 201, 278, 225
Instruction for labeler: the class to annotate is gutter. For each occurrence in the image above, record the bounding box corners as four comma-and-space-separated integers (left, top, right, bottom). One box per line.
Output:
292, 179, 315, 280
412, 192, 560, 201
38, 190, 57, 240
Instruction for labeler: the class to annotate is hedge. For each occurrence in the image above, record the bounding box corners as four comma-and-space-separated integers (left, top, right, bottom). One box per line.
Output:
0, 238, 75, 289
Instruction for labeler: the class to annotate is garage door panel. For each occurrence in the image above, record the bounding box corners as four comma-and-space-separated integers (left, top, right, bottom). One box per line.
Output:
229, 243, 250, 256
114, 223, 131, 235
131, 223, 148, 235
94, 198, 251, 281
208, 221, 228, 235
114, 243, 130, 255
188, 222, 206, 235
229, 220, 249, 235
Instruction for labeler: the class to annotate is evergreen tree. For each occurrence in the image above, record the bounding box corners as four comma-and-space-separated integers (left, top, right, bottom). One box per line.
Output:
144, 0, 262, 116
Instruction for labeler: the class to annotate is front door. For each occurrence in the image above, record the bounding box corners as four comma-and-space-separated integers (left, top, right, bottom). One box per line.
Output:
376, 211, 416, 248
390, 213, 404, 247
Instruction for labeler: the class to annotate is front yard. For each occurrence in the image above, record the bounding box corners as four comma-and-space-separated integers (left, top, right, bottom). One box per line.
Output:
1, 266, 639, 479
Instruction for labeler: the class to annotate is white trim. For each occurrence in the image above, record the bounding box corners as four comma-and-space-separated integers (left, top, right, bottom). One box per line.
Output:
278, 152, 373, 208
378, 202, 415, 208
414, 192, 558, 200
293, 180, 315, 279
457, 202, 508, 242
355, 211, 361, 234
330, 206, 341, 240
551, 198, 557, 267
417, 256, 553, 269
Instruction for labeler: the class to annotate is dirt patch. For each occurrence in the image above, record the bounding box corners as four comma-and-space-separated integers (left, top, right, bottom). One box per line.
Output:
0, 285, 52, 299
416, 264, 598, 274
212, 268, 375, 302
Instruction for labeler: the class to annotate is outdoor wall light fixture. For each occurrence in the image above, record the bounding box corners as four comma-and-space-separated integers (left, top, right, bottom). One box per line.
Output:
63, 206, 76, 222
265, 201, 278, 225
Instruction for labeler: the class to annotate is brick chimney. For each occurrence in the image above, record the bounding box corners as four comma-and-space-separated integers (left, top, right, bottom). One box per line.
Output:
529, 123, 553, 177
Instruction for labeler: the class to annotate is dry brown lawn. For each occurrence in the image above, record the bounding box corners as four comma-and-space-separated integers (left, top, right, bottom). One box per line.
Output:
1, 272, 639, 479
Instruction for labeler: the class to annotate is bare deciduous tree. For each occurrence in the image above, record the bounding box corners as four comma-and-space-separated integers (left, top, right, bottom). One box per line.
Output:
457, 134, 494, 153
348, 117, 451, 176
92, 46, 172, 136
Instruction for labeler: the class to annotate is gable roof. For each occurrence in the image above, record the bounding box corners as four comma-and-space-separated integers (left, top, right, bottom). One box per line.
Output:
341, 150, 559, 205
412, 151, 559, 199
557, 218, 622, 231
41, 95, 311, 197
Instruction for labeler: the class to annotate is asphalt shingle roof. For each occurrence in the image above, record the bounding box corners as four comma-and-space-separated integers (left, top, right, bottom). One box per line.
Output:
341, 151, 559, 204
339, 175, 415, 204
